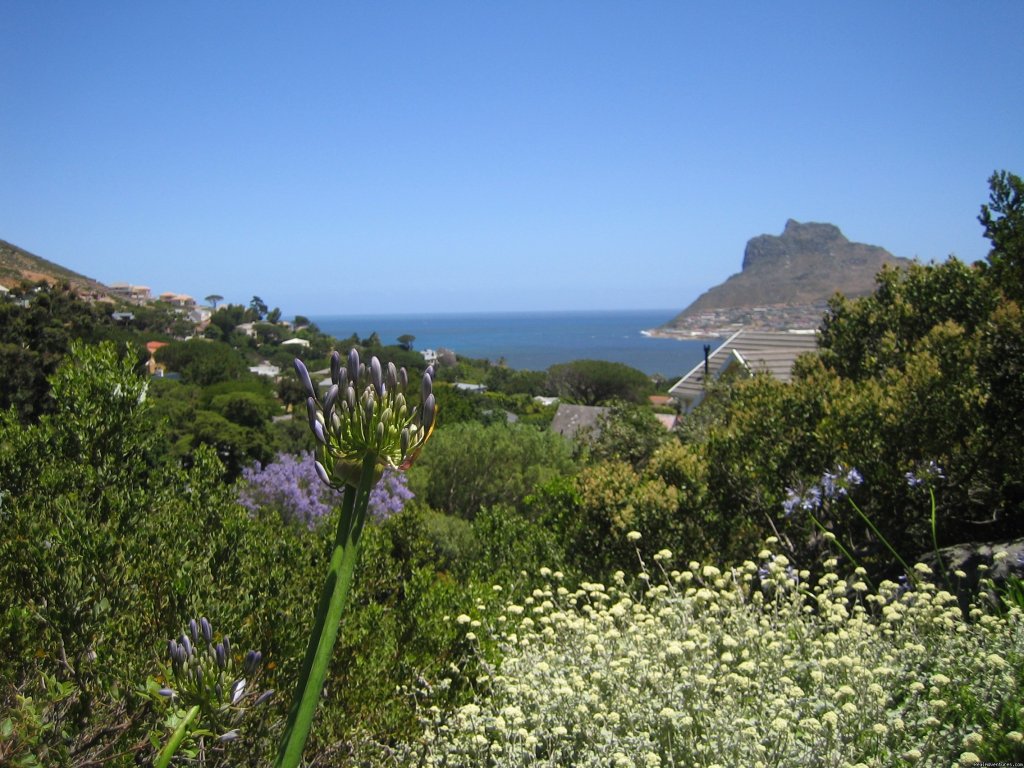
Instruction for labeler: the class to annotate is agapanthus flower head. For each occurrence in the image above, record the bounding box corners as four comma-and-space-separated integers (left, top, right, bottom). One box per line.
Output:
158, 618, 273, 741
905, 460, 945, 489
820, 464, 863, 500
294, 350, 436, 489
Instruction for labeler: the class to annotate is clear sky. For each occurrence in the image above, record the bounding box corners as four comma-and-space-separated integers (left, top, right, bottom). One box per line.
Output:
2, 2, 1022, 317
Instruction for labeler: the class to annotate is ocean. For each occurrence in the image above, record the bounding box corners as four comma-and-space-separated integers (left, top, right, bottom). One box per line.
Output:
310, 309, 719, 378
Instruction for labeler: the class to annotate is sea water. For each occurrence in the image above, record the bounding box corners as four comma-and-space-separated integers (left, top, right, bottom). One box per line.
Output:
310, 309, 718, 378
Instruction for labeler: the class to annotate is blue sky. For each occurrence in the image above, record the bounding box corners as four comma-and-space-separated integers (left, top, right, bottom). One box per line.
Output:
2, 2, 1022, 317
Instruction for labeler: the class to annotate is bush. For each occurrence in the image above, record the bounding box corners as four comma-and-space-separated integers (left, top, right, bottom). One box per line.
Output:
399, 541, 1024, 766
408, 421, 575, 520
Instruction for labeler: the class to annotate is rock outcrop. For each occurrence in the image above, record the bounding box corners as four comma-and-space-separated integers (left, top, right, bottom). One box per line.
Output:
661, 220, 913, 334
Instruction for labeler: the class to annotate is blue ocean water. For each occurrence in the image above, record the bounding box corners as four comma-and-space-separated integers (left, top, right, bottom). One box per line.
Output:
310, 309, 718, 377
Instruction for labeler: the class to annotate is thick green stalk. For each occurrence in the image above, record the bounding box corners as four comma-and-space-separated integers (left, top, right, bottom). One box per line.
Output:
155, 705, 200, 768
274, 454, 377, 768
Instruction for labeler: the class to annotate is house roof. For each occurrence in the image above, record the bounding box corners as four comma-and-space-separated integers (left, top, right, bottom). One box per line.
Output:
668, 329, 819, 410
549, 403, 609, 440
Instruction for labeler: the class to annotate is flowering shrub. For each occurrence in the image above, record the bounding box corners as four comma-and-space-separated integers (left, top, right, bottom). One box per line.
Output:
401, 538, 1024, 766
238, 451, 412, 526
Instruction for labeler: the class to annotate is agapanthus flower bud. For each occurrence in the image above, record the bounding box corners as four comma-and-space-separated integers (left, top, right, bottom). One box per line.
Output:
223, 635, 230, 659
323, 385, 339, 422
313, 420, 327, 445
330, 351, 342, 385
387, 361, 398, 392
314, 460, 331, 485
181, 634, 193, 658
215, 642, 227, 669
188, 619, 199, 643
200, 617, 213, 644
421, 371, 432, 402
254, 689, 275, 706
347, 349, 360, 384
422, 393, 436, 432
243, 649, 262, 676
158, 688, 176, 698
371, 357, 383, 398
168, 638, 181, 666
294, 359, 316, 400
306, 397, 319, 430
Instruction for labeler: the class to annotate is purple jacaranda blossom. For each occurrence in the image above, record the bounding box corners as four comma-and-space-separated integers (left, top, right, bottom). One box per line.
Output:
238, 451, 413, 527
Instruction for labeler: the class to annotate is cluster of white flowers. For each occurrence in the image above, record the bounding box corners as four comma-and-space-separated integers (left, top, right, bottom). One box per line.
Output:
398, 540, 1024, 767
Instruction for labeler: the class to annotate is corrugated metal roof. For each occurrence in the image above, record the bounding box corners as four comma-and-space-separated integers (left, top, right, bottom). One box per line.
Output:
668, 330, 818, 410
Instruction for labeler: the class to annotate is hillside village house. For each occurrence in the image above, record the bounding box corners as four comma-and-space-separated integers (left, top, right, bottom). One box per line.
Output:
158, 292, 196, 308
668, 329, 819, 413
109, 283, 151, 303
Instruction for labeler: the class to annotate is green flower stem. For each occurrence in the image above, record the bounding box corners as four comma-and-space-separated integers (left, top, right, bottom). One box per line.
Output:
156, 704, 200, 768
274, 453, 377, 768
848, 498, 916, 584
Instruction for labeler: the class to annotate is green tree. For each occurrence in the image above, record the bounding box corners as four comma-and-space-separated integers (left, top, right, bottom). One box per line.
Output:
248, 296, 268, 322
155, 339, 249, 386
407, 421, 575, 519
0, 282, 107, 421
397, 334, 416, 351
588, 401, 670, 469
546, 359, 652, 404
205, 293, 224, 309
978, 170, 1024, 301
209, 304, 246, 337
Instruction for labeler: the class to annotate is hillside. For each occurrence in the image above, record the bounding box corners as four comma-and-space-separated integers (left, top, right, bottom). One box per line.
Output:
0, 238, 112, 298
659, 220, 913, 335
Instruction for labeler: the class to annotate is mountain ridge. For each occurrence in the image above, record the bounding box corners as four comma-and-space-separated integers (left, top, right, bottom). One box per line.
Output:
659, 220, 913, 335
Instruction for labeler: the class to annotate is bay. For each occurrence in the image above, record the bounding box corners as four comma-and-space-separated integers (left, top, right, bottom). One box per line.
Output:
310, 309, 719, 378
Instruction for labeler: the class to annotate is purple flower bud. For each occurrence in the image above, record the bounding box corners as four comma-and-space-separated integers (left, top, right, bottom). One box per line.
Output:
181, 634, 193, 658
306, 397, 318, 430
314, 460, 331, 485
188, 619, 199, 643
223, 635, 231, 660
158, 687, 176, 698
401, 428, 410, 455
422, 393, 436, 431
313, 420, 327, 445
364, 396, 374, 424
194, 667, 204, 689
168, 638, 180, 663
330, 351, 342, 385
200, 617, 213, 644
215, 642, 227, 669
371, 357, 383, 397
346, 385, 356, 412
254, 689, 275, 706
243, 649, 262, 676
387, 362, 398, 392
294, 359, 315, 400
421, 371, 432, 402
399, 367, 408, 391
323, 385, 339, 423
347, 348, 360, 383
